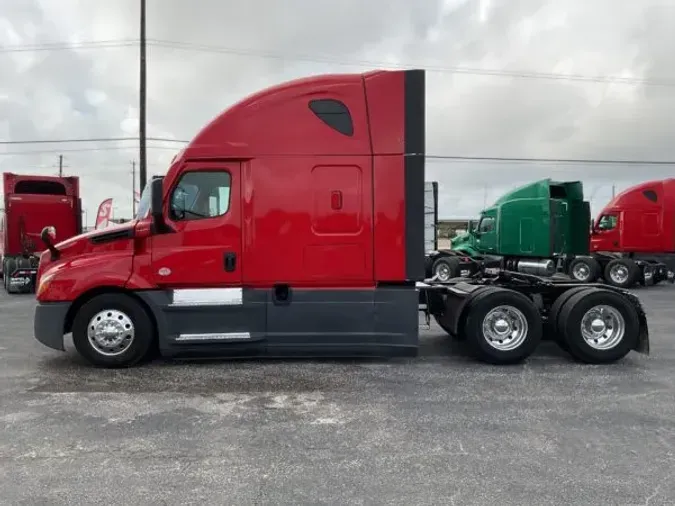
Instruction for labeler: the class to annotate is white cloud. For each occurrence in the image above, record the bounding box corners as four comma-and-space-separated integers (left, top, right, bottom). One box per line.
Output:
0, 0, 674, 224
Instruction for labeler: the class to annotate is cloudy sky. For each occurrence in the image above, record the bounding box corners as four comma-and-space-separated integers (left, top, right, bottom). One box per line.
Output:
1, 0, 674, 225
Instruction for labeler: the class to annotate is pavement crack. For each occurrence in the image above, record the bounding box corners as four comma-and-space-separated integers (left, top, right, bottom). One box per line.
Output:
642, 484, 661, 506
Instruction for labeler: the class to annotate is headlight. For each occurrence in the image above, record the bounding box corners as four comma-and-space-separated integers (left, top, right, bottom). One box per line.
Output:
36, 272, 56, 297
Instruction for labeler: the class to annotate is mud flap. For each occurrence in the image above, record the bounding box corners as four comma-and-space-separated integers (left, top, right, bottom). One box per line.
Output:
6, 267, 36, 294
626, 293, 650, 354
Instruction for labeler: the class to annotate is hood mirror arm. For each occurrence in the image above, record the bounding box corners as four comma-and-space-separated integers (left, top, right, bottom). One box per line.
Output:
40, 226, 60, 260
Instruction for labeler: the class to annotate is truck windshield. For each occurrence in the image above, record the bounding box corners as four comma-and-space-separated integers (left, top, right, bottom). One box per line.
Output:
478, 216, 495, 233
135, 184, 152, 220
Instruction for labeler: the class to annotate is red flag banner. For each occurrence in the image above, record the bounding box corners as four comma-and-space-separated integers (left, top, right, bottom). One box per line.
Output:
95, 198, 113, 229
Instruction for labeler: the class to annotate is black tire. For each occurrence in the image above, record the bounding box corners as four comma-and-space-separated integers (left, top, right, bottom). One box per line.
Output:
568, 257, 601, 282
548, 286, 591, 352
433, 286, 492, 341
71, 293, 156, 368
462, 288, 542, 364
639, 264, 653, 287
557, 288, 639, 364
432, 256, 461, 282
603, 258, 639, 288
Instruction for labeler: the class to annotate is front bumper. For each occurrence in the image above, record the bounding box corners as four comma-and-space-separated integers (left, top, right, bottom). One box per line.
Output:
34, 302, 71, 351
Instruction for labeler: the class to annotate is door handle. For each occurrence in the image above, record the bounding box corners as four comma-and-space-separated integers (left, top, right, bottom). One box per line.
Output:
224, 252, 236, 272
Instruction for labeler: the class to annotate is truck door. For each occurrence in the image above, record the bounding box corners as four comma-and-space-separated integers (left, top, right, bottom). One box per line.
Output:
549, 200, 567, 254
150, 162, 242, 287
591, 213, 619, 250
475, 213, 497, 253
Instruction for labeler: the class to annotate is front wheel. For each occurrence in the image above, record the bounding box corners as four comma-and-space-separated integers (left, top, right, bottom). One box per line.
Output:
71, 293, 156, 368
432, 256, 460, 282
462, 288, 542, 364
568, 257, 601, 283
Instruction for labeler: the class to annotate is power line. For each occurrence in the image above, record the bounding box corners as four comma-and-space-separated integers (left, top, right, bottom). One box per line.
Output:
3, 38, 673, 87
2, 144, 673, 165
146, 39, 675, 87
0, 40, 139, 53
425, 155, 675, 165
0, 137, 137, 145
0, 136, 185, 145
0, 146, 140, 156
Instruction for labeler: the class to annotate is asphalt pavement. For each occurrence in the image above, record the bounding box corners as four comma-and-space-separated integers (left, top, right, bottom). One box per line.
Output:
0, 286, 673, 505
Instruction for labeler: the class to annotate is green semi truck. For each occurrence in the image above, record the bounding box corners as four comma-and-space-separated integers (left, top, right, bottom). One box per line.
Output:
428, 179, 669, 288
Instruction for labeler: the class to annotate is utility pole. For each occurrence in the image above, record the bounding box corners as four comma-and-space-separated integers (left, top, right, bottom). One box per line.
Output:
131, 160, 137, 216
58, 155, 63, 177
139, 0, 147, 190
611, 184, 616, 199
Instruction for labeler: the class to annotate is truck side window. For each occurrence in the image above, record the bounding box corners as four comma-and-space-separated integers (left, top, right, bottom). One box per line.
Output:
478, 217, 494, 233
597, 215, 617, 230
642, 190, 657, 202
169, 170, 231, 221
308, 99, 354, 136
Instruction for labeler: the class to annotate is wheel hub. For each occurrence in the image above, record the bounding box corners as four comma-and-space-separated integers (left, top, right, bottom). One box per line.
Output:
573, 263, 590, 280
590, 318, 606, 334
580, 305, 625, 350
87, 309, 135, 356
482, 305, 529, 351
94, 320, 127, 346
493, 318, 510, 334
610, 265, 629, 284
436, 264, 450, 281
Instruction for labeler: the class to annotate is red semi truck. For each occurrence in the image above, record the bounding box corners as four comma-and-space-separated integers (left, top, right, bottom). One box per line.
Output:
32, 69, 650, 368
567, 179, 675, 288
0, 173, 82, 294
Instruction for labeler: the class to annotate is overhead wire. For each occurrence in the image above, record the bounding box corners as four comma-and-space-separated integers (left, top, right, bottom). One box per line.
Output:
1, 144, 673, 166
0, 136, 186, 145
2, 40, 674, 170
0, 39, 139, 53
2, 38, 673, 86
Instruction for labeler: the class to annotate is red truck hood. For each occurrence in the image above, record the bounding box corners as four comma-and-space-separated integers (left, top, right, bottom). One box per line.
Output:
56, 221, 136, 250
38, 221, 138, 278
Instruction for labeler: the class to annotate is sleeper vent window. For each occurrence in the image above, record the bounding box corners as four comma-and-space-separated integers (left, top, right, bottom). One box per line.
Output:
309, 99, 354, 136
642, 190, 657, 202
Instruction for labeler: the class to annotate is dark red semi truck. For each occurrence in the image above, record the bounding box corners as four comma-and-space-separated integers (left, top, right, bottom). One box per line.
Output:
32, 69, 650, 368
0, 173, 82, 294
568, 179, 675, 287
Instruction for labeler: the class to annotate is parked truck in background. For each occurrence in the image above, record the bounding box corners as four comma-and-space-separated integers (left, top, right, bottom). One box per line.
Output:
427, 179, 670, 289
569, 178, 675, 288
0, 173, 82, 294
32, 69, 649, 368
423, 181, 482, 279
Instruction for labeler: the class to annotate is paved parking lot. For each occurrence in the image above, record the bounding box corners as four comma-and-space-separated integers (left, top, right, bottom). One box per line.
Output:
0, 287, 674, 505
